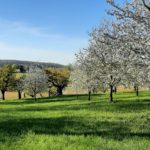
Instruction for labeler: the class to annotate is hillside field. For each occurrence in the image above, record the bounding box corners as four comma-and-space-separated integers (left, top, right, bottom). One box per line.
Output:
0, 92, 150, 150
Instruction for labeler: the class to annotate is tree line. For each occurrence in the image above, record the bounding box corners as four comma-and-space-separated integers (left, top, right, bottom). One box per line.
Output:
0, 60, 64, 69
1, 1, 149, 102
0, 64, 70, 101
70, 0, 150, 102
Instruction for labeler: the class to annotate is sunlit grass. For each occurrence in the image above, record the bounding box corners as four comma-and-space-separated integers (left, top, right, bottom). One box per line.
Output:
0, 91, 150, 150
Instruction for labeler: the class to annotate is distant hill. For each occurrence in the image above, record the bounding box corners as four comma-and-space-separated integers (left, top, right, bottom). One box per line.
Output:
0, 59, 65, 69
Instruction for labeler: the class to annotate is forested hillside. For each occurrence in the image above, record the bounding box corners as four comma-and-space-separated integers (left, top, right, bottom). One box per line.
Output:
0, 60, 64, 69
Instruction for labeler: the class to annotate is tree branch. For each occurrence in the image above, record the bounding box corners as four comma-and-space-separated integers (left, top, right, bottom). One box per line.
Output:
141, 0, 150, 11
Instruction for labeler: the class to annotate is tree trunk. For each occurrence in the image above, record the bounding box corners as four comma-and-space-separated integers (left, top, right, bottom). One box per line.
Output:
48, 89, 51, 97
103, 90, 106, 93
57, 87, 63, 96
34, 93, 37, 101
18, 90, 22, 99
114, 87, 117, 94
136, 86, 139, 96
24, 93, 26, 98
109, 85, 113, 102
134, 86, 136, 92
88, 91, 91, 101
76, 87, 78, 99
1, 90, 5, 100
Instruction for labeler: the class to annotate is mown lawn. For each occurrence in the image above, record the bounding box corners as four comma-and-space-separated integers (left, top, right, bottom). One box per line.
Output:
0, 92, 150, 150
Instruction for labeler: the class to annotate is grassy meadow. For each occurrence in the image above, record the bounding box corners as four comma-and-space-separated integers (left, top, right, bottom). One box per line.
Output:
0, 91, 150, 150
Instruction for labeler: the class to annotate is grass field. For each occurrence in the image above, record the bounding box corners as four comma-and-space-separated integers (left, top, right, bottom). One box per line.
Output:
0, 92, 150, 150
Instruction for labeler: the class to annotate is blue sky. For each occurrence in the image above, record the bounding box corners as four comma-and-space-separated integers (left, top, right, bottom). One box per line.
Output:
0, 0, 120, 65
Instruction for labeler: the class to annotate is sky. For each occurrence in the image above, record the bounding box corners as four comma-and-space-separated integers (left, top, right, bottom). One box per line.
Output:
0, 0, 119, 65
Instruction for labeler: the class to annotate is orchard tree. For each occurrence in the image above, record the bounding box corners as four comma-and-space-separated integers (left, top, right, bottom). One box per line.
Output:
0, 65, 15, 100
113, 18, 150, 94
125, 63, 146, 96
76, 17, 150, 101
13, 74, 25, 99
45, 68, 70, 96
69, 66, 84, 99
76, 22, 127, 102
47, 81, 54, 97
73, 0, 150, 103
24, 68, 47, 101
107, 0, 150, 96
70, 64, 99, 100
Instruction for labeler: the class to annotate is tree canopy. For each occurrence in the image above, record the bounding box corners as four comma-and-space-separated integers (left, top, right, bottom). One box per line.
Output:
45, 68, 70, 96
0, 65, 15, 100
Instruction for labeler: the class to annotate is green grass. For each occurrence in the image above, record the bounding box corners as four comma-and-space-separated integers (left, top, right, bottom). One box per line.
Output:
0, 91, 150, 150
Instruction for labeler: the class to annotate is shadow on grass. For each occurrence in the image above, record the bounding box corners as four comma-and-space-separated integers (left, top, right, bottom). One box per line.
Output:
0, 95, 82, 105
1, 92, 149, 106
0, 93, 150, 141
0, 97, 150, 113
0, 116, 149, 141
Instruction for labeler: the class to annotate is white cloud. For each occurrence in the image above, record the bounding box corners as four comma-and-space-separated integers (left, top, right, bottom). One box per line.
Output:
0, 19, 48, 37
0, 19, 88, 64
0, 42, 76, 65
